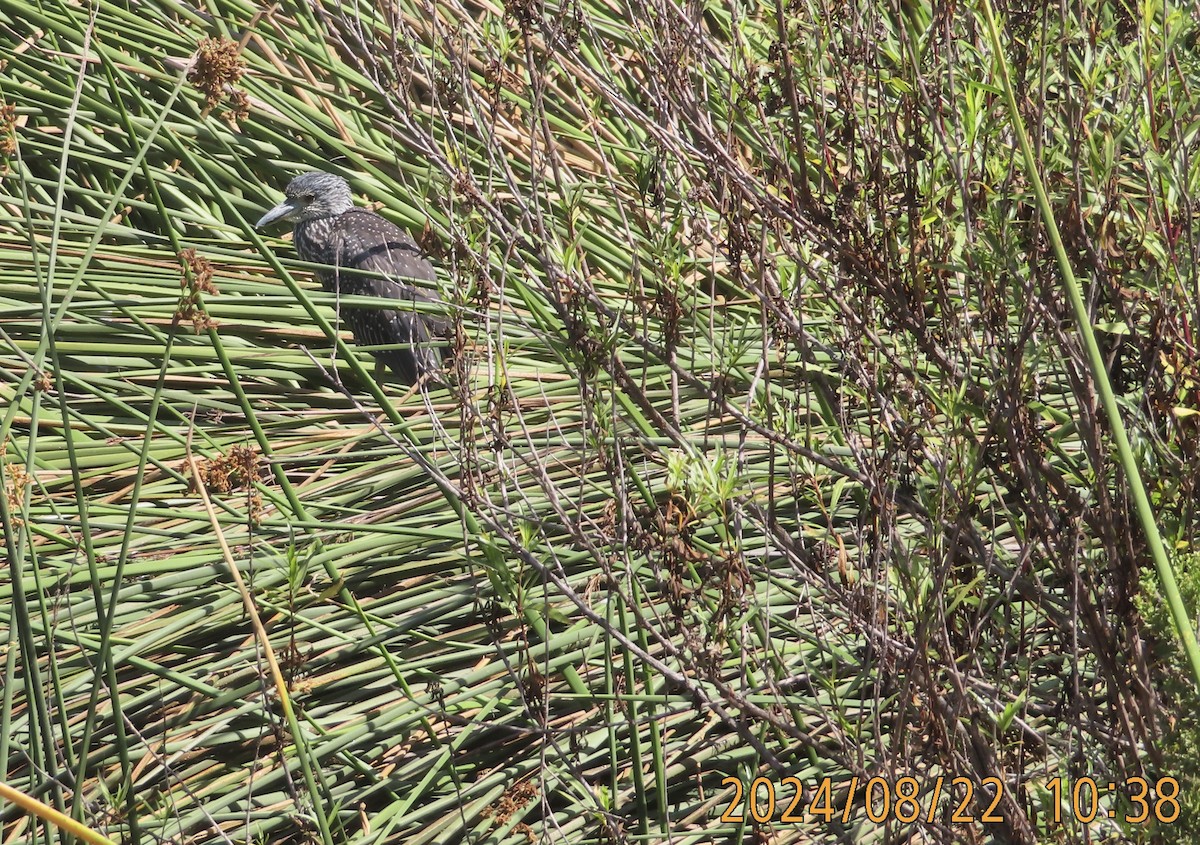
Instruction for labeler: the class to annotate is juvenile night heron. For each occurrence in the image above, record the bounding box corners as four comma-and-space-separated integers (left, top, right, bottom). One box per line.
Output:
255, 171, 448, 385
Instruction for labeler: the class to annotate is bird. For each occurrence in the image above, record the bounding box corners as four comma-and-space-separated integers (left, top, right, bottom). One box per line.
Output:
255, 171, 448, 385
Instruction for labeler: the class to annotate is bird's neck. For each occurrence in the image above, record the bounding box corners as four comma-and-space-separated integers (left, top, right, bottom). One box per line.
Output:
293, 215, 339, 262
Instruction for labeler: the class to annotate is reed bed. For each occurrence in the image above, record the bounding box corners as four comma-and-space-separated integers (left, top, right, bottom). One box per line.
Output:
2, 0, 1198, 842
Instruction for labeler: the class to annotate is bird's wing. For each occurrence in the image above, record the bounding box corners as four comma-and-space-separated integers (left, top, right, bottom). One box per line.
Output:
327, 209, 450, 337
331, 209, 436, 282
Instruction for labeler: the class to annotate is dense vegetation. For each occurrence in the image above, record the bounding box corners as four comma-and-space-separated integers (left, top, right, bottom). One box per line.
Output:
2, 0, 1199, 842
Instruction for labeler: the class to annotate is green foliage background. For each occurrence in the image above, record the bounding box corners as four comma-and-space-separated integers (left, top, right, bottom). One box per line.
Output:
2, 0, 1198, 842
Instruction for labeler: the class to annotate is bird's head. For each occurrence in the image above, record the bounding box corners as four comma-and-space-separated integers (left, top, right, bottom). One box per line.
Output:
255, 171, 354, 229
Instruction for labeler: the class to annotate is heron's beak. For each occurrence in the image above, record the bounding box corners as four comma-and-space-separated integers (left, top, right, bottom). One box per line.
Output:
255, 198, 302, 230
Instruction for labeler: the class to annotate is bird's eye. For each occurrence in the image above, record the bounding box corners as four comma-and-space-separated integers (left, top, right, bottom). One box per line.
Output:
302, 193, 316, 202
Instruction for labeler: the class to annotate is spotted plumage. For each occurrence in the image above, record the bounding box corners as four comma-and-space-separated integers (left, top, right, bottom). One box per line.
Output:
256, 171, 448, 385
